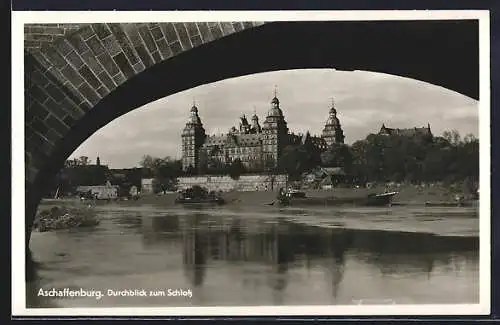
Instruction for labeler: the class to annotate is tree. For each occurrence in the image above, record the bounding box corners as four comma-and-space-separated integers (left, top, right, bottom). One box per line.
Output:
139, 155, 183, 192
320, 143, 353, 170
278, 145, 316, 180
229, 158, 246, 180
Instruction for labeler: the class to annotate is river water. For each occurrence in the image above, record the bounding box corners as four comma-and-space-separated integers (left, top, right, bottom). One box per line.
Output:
27, 204, 479, 308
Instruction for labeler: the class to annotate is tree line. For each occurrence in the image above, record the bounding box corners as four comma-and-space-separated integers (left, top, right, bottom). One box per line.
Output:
48, 129, 478, 197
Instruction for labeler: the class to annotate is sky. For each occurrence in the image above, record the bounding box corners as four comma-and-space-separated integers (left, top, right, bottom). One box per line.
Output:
69, 69, 479, 169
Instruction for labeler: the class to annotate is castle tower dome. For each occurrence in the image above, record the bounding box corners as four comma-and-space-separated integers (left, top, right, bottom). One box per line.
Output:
251, 107, 261, 133
267, 86, 283, 117
321, 98, 345, 146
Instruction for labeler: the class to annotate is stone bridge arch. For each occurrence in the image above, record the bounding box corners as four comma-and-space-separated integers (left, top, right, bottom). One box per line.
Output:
23, 20, 479, 244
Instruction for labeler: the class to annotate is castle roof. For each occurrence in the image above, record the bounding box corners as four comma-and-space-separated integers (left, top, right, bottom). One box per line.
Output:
203, 133, 263, 148
380, 124, 432, 137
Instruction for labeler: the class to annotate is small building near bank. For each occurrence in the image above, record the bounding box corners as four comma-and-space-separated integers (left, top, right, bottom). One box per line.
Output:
129, 185, 139, 197
76, 181, 119, 200
141, 178, 155, 194
304, 167, 347, 189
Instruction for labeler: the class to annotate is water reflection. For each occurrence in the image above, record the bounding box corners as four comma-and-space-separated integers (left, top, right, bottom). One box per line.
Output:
28, 209, 479, 307
140, 212, 478, 303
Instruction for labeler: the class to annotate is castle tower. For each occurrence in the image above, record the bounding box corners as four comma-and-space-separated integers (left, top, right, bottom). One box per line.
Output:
262, 87, 289, 169
181, 101, 206, 171
251, 109, 261, 133
239, 114, 251, 134
321, 99, 345, 146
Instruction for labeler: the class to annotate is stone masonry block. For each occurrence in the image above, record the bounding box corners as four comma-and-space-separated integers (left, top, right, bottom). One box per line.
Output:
78, 101, 91, 112
107, 23, 140, 66
101, 35, 122, 58
112, 72, 126, 86
59, 97, 85, 119
28, 69, 50, 88
78, 25, 96, 41
209, 23, 223, 40
80, 50, 105, 75
44, 128, 61, 144
173, 23, 192, 51
219, 22, 235, 36
44, 82, 67, 103
60, 82, 87, 106
132, 61, 145, 73
190, 35, 203, 48
96, 51, 120, 77
169, 41, 183, 56
29, 99, 51, 121
30, 117, 49, 136
95, 86, 110, 98
91, 23, 111, 40
196, 22, 213, 43
29, 84, 50, 104
45, 115, 69, 135
25, 40, 42, 49
134, 44, 153, 68
150, 51, 161, 64
43, 97, 67, 120
154, 38, 172, 60
78, 65, 102, 89
40, 47, 67, 69
26, 34, 53, 42
65, 50, 85, 70
67, 33, 91, 54
60, 64, 85, 89
113, 52, 135, 79
45, 67, 68, 86
53, 39, 74, 57
232, 22, 244, 32
159, 23, 178, 44
77, 82, 101, 105
63, 115, 76, 127
30, 51, 53, 71
137, 25, 158, 54
43, 26, 65, 35
122, 24, 143, 47
149, 25, 164, 41
85, 35, 106, 56
185, 23, 201, 39
96, 70, 116, 92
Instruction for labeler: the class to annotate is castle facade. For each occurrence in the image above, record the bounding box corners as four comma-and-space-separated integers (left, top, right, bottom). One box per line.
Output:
181, 94, 345, 172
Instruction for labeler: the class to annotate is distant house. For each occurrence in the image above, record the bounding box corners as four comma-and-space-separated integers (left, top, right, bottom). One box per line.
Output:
129, 185, 138, 197
141, 178, 155, 194
304, 167, 347, 189
76, 181, 119, 200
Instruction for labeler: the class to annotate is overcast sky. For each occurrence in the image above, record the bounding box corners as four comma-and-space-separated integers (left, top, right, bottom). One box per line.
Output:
69, 69, 479, 169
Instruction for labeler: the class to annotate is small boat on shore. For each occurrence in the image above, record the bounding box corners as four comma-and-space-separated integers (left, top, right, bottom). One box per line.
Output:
272, 188, 398, 207
175, 185, 225, 206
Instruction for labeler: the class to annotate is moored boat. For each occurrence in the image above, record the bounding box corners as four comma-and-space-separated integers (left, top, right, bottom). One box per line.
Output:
273, 188, 398, 207
175, 185, 225, 205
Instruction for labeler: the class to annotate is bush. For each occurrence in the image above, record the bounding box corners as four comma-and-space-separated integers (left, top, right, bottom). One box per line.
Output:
34, 205, 100, 232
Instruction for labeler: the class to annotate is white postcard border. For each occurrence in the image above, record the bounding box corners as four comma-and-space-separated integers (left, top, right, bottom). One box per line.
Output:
11, 10, 491, 316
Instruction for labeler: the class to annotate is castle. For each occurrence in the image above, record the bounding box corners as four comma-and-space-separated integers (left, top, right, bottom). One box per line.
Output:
378, 123, 433, 140
181, 92, 345, 172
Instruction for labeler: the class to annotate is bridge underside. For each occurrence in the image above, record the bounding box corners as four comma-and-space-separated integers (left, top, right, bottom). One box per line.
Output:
23, 20, 479, 281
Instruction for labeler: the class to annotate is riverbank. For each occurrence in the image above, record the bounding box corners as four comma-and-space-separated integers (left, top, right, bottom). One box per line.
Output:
39, 185, 476, 211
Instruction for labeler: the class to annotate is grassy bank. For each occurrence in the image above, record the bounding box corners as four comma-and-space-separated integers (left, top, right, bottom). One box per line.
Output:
34, 204, 100, 232
39, 184, 472, 210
